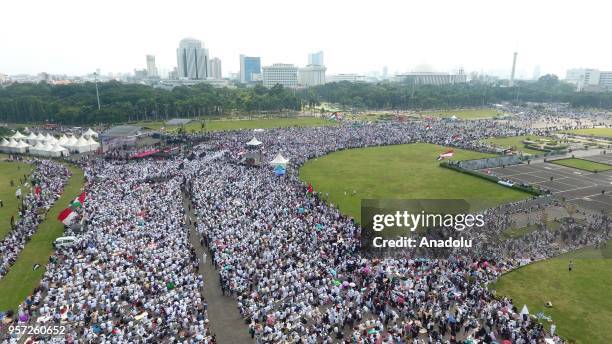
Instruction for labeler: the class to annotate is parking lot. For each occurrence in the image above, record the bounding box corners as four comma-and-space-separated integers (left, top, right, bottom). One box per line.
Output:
484, 155, 612, 213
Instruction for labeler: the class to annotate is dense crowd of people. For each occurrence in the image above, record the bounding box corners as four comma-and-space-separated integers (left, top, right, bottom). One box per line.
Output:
0, 160, 70, 279
1, 109, 610, 343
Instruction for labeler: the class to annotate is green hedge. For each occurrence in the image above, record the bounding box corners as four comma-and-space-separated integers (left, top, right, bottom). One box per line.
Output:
440, 162, 542, 196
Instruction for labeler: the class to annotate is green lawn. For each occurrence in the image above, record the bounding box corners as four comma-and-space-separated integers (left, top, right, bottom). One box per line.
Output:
484, 135, 553, 155
0, 164, 84, 312
299, 143, 529, 220
0, 156, 34, 239
550, 158, 612, 172
563, 128, 612, 139
138, 116, 335, 133
421, 108, 501, 119
492, 241, 612, 344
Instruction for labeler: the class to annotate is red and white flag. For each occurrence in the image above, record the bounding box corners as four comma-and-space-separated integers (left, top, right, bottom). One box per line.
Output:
437, 150, 454, 160
57, 208, 77, 225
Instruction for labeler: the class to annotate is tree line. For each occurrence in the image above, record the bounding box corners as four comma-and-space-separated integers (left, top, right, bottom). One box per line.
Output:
0, 74, 611, 125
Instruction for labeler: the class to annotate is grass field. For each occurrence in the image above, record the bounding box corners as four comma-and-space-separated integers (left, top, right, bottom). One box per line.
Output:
551, 158, 612, 172
492, 241, 612, 344
563, 128, 612, 139
0, 157, 33, 239
421, 108, 502, 119
0, 164, 84, 312
484, 135, 552, 155
138, 117, 334, 133
299, 143, 530, 220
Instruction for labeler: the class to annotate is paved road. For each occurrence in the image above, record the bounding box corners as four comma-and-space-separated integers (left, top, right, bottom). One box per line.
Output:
182, 193, 253, 344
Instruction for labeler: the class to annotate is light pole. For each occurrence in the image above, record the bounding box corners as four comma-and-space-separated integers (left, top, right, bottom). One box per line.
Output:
94, 72, 101, 110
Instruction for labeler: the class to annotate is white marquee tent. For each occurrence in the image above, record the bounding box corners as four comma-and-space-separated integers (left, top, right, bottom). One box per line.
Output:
246, 137, 262, 147
269, 153, 290, 168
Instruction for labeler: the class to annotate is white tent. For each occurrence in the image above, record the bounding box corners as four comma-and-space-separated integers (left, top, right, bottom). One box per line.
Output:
5, 139, 17, 153
14, 139, 30, 154
58, 135, 69, 145
48, 144, 69, 157
86, 136, 100, 151
75, 136, 91, 153
246, 137, 262, 147
269, 153, 290, 168
26, 132, 38, 144
520, 304, 529, 317
36, 132, 47, 141
39, 142, 54, 156
83, 128, 98, 137
12, 131, 26, 140
64, 136, 78, 151
30, 141, 45, 155
55, 144, 70, 157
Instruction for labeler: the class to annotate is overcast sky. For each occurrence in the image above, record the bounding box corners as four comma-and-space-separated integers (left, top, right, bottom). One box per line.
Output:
2, 0, 611, 78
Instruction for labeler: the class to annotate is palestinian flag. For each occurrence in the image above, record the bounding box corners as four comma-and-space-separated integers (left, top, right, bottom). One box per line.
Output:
58, 207, 77, 225
72, 192, 86, 208
437, 150, 454, 160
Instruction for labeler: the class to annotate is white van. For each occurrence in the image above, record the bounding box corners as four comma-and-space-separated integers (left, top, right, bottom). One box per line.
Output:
53, 236, 80, 249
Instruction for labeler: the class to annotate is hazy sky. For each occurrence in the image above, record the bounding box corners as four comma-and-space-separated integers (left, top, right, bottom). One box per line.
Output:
2, 0, 611, 78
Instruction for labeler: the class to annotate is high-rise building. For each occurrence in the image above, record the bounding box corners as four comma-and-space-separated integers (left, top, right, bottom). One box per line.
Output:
209, 58, 222, 79
146, 55, 158, 78
566, 68, 612, 91
176, 38, 209, 79
262, 63, 298, 88
327, 74, 366, 83
532, 65, 541, 80
299, 65, 326, 86
240, 55, 261, 83
308, 51, 324, 66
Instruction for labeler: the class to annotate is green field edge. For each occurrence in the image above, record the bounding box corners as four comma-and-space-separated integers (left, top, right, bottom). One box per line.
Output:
549, 158, 612, 172
0, 164, 84, 312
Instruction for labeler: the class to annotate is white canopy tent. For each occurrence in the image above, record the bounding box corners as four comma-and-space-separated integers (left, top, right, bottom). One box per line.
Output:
86, 136, 100, 151
58, 135, 69, 146
30, 141, 46, 155
246, 137, 262, 147
64, 136, 78, 152
36, 133, 47, 142
0, 138, 9, 152
83, 128, 98, 137
12, 131, 27, 140
5, 139, 18, 153
26, 132, 38, 144
14, 140, 30, 154
269, 153, 290, 168
75, 136, 91, 153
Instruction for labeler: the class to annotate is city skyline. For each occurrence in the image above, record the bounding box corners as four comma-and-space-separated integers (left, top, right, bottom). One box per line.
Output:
3, 0, 612, 78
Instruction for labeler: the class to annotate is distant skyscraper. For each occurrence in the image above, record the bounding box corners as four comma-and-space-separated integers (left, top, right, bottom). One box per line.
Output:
146, 55, 158, 78
176, 38, 209, 79
382, 66, 389, 79
262, 63, 298, 88
299, 65, 326, 86
209, 57, 222, 79
308, 51, 324, 66
532, 65, 541, 80
240, 55, 261, 83
509, 52, 517, 87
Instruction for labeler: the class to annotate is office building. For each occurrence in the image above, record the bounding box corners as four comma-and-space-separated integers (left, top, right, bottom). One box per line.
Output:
308, 51, 324, 66
262, 63, 298, 88
176, 38, 209, 79
566, 68, 612, 91
146, 55, 158, 78
327, 74, 366, 83
299, 65, 326, 86
393, 72, 467, 85
240, 55, 261, 83
209, 57, 222, 79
